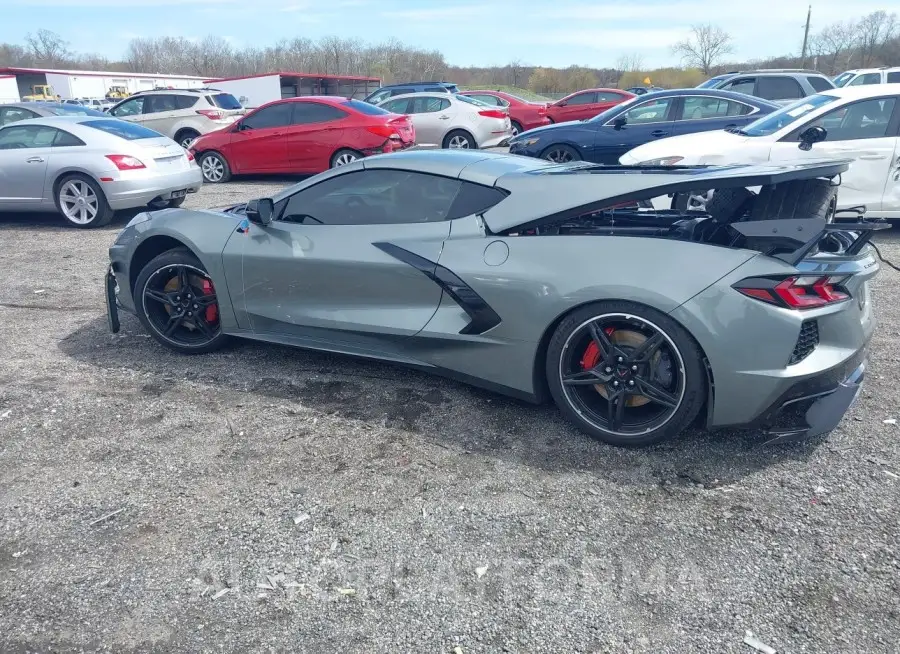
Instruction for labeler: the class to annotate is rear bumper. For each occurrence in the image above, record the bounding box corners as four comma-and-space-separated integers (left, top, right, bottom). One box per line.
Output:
103, 167, 203, 210
742, 349, 867, 444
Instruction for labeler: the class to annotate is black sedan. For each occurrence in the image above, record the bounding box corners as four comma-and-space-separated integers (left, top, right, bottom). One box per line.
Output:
508, 89, 778, 164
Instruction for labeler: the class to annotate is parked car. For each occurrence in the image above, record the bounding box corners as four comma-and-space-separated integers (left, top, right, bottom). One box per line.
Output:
376, 93, 512, 149
458, 89, 550, 135
544, 88, 635, 123
509, 89, 778, 164
834, 67, 900, 87
189, 96, 415, 183
620, 84, 900, 220
698, 69, 835, 104
0, 102, 108, 126
106, 150, 877, 448
0, 115, 201, 228
364, 81, 458, 105
625, 86, 665, 95
107, 88, 244, 148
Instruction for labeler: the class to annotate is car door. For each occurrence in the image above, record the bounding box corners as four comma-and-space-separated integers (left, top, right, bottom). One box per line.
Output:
0, 124, 54, 207
140, 94, 179, 137
771, 96, 899, 211
285, 101, 349, 172
556, 92, 596, 122
878, 116, 900, 219
223, 168, 460, 340
406, 96, 454, 146
670, 95, 756, 137
591, 91, 628, 119
107, 96, 146, 124
226, 102, 292, 173
591, 96, 677, 164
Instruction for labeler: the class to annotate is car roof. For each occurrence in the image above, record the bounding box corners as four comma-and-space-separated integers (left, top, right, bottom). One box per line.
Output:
819, 83, 900, 100
635, 88, 777, 106
376, 81, 455, 88
379, 92, 460, 102
0, 115, 104, 127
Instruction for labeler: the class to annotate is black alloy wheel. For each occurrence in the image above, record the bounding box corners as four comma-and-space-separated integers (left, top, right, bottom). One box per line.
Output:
540, 144, 580, 164
134, 249, 229, 354
547, 302, 705, 447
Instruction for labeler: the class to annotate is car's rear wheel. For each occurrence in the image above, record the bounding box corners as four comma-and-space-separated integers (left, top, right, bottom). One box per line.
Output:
546, 301, 706, 447
330, 148, 362, 168
199, 151, 231, 183
540, 144, 581, 164
134, 249, 229, 355
175, 129, 200, 149
510, 120, 524, 136
443, 130, 476, 149
54, 174, 114, 228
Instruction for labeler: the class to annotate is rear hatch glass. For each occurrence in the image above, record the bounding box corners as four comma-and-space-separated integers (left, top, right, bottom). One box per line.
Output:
207, 93, 243, 111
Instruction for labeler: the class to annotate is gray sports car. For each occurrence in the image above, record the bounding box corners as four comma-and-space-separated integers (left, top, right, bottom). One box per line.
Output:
106, 150, 882, 447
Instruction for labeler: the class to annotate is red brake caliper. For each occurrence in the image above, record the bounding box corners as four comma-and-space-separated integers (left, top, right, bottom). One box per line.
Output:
202, 278, 218, 324
580, 327, 615, 370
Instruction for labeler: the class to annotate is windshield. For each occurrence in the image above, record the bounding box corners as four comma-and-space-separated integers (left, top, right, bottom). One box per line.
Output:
832, 72, 855, 87
343, 99, 390, 115
83, 119, 163, 140
740, 94, 838, 137
587, 95, 641, 123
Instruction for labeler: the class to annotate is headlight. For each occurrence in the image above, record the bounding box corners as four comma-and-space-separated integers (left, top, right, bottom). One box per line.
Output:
637, 156, 684, 166
511, 136, 540, 148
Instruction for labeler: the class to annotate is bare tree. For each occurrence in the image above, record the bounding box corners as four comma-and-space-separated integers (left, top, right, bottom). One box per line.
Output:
25, 29, 70, 66
855, 10, 897, 66
506, 59, 524, 87
614, 52, 644, 86
810, 20, 859, 73
671, 24, 733, 75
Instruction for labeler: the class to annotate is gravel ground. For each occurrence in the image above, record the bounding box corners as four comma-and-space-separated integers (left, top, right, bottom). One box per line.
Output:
1, 177, 900, 654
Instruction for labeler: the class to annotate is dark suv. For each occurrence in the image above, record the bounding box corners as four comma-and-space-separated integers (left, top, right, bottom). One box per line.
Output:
697, 70, 835, 104
364, 82, 458, 105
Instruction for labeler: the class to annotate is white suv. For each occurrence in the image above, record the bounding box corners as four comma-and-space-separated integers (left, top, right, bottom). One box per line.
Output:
107, 88, 244, 147
834, 67, 900, 88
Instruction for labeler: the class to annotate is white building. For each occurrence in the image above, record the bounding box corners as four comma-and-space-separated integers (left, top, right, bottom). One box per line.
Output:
0, 66, 208, 101
0, 74, 18, 102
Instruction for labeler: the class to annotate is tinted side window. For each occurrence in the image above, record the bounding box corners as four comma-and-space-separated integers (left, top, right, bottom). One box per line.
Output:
280, 169, 464, 225
0, 125, 57, 149
0, 107, 38, 126
380, 99, 410, 114
410, 97, 450, 113
802, 98, 896, 141
848, 73, 882, 86
756, 77, 804, 101
292, 102, 348, 125
446, 182, 507, 219
596, 91, 625, 102
110, 97, 144, 117
367, 89, 391, 105
806, 76, 835, 92
144, 94, 177, 113
566, 92, 596, 105
175, 95, 199, 110
887, 72, 900, 83
621, 97, 673, 124
724, 78, 756, 96
680, 96, 752, 120
53, 129, 85, 147
242, 103, 293, 129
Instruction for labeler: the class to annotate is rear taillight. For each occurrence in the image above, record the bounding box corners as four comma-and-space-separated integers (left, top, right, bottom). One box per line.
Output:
537, 104, 548, 116
197, 109, 226, 120
734, 275, 850, 309
184, 149, 195, 161
105, 154, 146, 171
478, 109, 507, 119
367, 124, 401, 140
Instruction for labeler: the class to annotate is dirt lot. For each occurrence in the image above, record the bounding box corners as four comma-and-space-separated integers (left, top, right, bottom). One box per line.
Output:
1, 179, 900, 654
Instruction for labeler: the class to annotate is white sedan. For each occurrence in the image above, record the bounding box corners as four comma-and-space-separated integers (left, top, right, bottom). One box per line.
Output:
620, 84, 900, 220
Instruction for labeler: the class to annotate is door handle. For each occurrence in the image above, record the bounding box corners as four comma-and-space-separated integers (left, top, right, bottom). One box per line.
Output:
26, 156, 44, 163
858, 153, 887, 160
650, 130, 669, 137
438, 115, 450, 120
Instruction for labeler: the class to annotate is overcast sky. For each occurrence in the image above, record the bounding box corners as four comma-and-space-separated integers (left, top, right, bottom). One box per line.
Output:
1, 0, 890, 68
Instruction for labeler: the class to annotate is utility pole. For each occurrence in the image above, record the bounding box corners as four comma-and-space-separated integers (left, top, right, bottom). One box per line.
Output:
800, 5, 812, 68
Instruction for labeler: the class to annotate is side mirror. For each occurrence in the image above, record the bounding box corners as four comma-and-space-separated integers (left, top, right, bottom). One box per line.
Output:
245, 198, 274, 225
798, 125, 826, 151
613, 116, 627, 130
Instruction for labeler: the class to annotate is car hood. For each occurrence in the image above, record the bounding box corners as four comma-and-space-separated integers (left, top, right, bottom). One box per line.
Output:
511, 120, 585, 141
620, 129, 752, 165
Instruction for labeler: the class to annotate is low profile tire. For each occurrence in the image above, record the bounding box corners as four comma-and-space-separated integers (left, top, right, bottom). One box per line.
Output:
175, 129, 200, 149
54, 174, 114, 228
704, 187, 755, 223
330, 148, 363, 168
443, 130, 476, 149
133, 248, 229, 355
749, 178, 837, 222
510, 120, 524, 137
546, 301, 706, 447
199, 151, 231, 183
540, 144, 581, 164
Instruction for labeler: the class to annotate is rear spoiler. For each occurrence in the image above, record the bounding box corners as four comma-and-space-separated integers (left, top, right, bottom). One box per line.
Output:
730, 218, 890, 265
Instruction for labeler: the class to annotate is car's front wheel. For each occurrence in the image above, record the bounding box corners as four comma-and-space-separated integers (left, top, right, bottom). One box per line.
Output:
54, 174, 114, 228
546, 301, 706, 447
199, 151, 232, 183
133, 248, 229, 355
540, 144, 581, 164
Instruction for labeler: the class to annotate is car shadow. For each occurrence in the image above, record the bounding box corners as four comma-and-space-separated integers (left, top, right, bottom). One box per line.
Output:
0, 208, 144, 232
58, 313, 826, 486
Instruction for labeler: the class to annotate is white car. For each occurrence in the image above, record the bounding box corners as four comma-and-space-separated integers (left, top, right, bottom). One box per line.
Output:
376, 92, 512, 149
834, 67, 900, 88
620, 84, 900, 220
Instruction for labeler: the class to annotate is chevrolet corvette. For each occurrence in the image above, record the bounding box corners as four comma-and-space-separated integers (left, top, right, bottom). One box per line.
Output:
106, 151, 882, 447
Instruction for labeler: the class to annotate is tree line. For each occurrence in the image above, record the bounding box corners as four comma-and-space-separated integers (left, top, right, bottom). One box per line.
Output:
0, 10, 895, 98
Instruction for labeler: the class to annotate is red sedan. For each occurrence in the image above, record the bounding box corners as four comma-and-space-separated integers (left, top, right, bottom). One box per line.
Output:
459, 90, 551, 136
189, 96, 415, 183
544, 88, 636, 123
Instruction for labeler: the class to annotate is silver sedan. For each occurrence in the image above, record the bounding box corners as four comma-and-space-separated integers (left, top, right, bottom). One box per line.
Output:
0, 115, 202, 227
